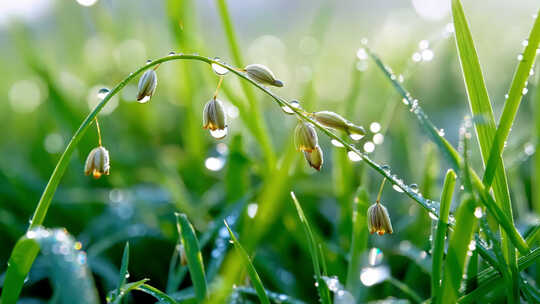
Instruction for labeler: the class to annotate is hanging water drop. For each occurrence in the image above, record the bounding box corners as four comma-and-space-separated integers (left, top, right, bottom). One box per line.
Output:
168, 51, 176, 56
97, 88, 110, 100
517, 53, 523, 61
281, 100, 300, 114
210, 127, 228, 139
393, 185, 404, 193
347, 151, 362, 162
350, 133, 364, 141
212, 62, 229, 76
410, 183, 419, 192
522, 87, 528, 95
331, 139, 345, 148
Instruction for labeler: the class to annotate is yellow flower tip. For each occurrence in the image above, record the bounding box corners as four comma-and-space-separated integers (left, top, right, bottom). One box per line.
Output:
294, 122, 318, 153
303, 145, 323, 171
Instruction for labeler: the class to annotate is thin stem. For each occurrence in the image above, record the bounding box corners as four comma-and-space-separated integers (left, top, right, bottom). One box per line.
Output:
213, 76, 224, 99
94, 117, 102, 147
375, 177, 386, 204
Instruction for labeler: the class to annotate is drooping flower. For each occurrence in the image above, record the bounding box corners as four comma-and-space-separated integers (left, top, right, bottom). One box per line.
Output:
367, 202, 393, 235
203, 98, 228, 139
84, 146, 110, 179
294, 122, 318, 152
137, 69, 158, 103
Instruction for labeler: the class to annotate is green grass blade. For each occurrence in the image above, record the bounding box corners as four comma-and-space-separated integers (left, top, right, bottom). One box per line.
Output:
175, 213, 207, 302
115, 242, 130, 299
215, 0, 275, 170
458, 247, 540, 303
439, 196, 478, 304
483, 11, 540, 187
0, 237, 40, 304
431, 169, 456, 302
224, 221, 270, 304
234, 286, 307, 304
451, 1, 519, 301
346, 187, 369, 295
136, 284, 178, 304
109, 279, 149, 304
290, 192, 332, 304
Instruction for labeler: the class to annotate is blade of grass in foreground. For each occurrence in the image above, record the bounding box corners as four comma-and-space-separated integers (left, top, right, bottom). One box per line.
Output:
483, 11, 540, 187
290, 192, 331, 304
175, 213, 207, 302
452, 0, 518, 301
1, 237, 40, 304
439, 195, 478, 304
458, 247, 540, 303
215, 0, 276, 170
346, 187, 369, 297
136, 284, 178, 304
431, 169, 456, 302
224, 220, 270, 304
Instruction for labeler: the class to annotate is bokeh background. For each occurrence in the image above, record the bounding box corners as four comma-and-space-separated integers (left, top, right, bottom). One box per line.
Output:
1, 0, 539, 303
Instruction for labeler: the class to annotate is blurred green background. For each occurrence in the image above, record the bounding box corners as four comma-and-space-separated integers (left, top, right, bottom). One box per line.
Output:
0, 0, 539, 303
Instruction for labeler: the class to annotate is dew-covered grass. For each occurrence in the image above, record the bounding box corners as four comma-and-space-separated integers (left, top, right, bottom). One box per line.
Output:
0, 0, 539, 303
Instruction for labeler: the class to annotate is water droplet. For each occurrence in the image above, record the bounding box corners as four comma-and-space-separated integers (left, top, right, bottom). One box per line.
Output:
393, 185, 404, 193
205, 157, 225, 171
505, 94, 509, 99
402, 98, 409, 105
412, 52, 422, 62
168, 51, 176, 56
474, 207, 483, 218
381, 164, 390, 172
373, 133, 384, 145
517, 53, 523, 61
410, 184, 419, 192
429, 212, 438, 220
363, 141, 375, 153
146, 59, 152, 64
97, 88, 110, 99
370, 122, 381, 133
210, 127, 228, 139
524, 143, 535, 155
360, 38, 368, 45
438, 129, 445, 136
419, 40, 429, 50
360, 266, 389, 286
331, 139, 345, 148
247, 203, 258, 218
347, 151, 362, 162
522, 87, 528, 95
522, 39, 529, 46
350, 133, 364, 141
356, 48, 368, 60
212, 63, 229, 76
281, 100, 300, 114
137, 95, 151, 104
421, 49, 434, 61
398, 74, 404, 83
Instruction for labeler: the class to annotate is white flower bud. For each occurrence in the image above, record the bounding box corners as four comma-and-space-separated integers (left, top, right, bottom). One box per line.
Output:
313, 111, 350, 131
304, 145, 324, 171
137, 70, 158, 103
367, 202, 393, 235
203, 98, 227, 133
294, 122, 318, 152
245, 64, 283, 87
84, 146, 110, 179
